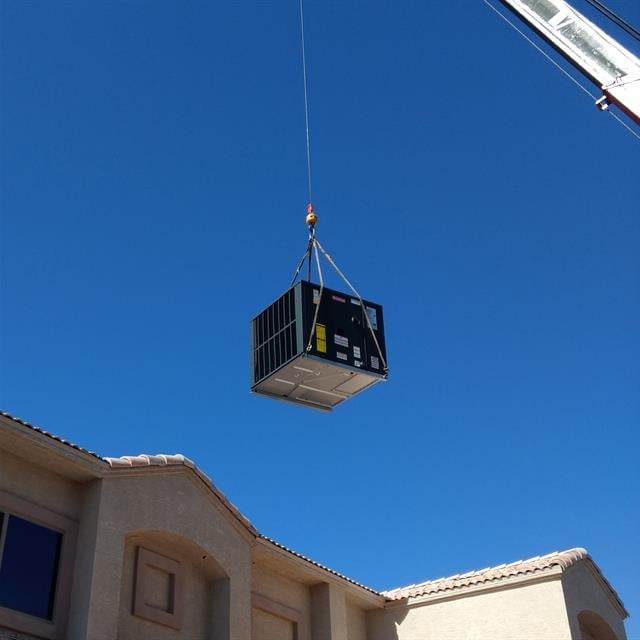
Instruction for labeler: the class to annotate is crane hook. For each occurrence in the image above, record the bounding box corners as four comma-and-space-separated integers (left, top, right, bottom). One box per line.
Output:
305, 202, 318, 229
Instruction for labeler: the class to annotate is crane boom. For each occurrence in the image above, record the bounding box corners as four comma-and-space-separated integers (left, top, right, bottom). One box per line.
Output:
497, 0, 640, 125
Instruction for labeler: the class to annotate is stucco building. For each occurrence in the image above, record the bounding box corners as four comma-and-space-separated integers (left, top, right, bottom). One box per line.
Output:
0, 410, 629, 640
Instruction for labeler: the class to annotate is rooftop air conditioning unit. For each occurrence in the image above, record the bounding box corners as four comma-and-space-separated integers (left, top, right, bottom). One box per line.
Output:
250, 280, 387, 411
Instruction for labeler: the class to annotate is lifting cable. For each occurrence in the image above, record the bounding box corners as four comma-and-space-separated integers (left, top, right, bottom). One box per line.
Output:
305, 237, 324, 354
299, 0, 313, 205
292, 1, 388, 374
583, 0, 640, 44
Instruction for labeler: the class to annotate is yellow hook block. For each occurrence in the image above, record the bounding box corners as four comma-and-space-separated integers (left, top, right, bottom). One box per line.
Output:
305, 203, 318, 227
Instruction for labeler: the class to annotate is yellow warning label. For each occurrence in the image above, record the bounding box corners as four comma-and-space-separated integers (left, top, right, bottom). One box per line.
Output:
316, 324, 327, 352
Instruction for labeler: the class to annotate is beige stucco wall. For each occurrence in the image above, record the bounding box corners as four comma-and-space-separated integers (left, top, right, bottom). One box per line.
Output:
252, 565, 311, 639
252, 565, 311, 620
66, 470, 253, 640
561, 563, 627, 640
0, 448, 81, 520
116, 532, 225, 639
253, 608, 296, 640
250, 563, 373, 640
346, 599, 368, 640
368, 576, 573, 640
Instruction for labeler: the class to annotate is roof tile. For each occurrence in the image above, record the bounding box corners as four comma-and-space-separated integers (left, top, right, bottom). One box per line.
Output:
260, 535, 380, 596
0, 410, 102, 460
383, 547, 626, 617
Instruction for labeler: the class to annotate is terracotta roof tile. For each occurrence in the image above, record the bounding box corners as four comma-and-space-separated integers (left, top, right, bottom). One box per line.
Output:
0, 410, 102, 460
104, 453, 259, 536
105, 453, 191, 468
383, 547, 627, 616
384, 549, 589, 599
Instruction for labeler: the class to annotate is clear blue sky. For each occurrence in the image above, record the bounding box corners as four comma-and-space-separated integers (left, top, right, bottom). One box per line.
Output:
1, 0, 639, 634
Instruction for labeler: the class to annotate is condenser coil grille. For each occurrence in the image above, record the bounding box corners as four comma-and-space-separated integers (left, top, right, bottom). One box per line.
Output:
253, 287, 298, 384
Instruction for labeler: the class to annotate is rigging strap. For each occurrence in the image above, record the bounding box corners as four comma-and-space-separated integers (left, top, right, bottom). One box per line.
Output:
297, 235, 388, 373
313, 238, 388, 373
289, 232, 313, 288
305, 239, 324, 353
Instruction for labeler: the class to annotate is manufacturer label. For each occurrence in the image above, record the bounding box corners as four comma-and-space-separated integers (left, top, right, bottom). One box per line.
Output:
370, 355, 379, 370
334, 334, 349, 348
332, 295, 346, 303
353, 346, 361, 359
366, 306, 378, 330
336, 352, 348, 361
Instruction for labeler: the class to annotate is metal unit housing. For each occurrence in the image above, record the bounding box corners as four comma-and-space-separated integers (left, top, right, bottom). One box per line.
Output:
250, 281, 387, 411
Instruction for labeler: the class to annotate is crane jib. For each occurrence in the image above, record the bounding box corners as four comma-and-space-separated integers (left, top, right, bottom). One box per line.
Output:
496, 0, 640, 126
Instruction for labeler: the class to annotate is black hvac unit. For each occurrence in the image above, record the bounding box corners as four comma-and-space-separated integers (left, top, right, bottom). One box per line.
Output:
250, 280, 387, 411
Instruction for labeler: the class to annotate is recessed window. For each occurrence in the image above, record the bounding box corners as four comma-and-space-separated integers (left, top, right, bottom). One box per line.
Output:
0, 511, 62, 619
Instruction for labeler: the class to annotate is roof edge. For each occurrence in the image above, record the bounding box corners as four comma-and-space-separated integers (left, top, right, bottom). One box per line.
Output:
383, 547, 627, 617
0, 410, 106, 474
104, 454, 260, 538
579, 554, 629, 619
384, 565, 565, 608
258, 535, 384, 600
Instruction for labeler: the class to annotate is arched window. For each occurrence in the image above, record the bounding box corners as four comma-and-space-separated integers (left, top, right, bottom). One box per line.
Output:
578, 610, 618, 640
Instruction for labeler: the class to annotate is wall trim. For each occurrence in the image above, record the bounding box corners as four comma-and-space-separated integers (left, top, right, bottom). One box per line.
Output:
252, 592, 304, 640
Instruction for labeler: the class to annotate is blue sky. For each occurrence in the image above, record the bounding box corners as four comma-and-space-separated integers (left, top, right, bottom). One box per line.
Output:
1, 0, 639, 634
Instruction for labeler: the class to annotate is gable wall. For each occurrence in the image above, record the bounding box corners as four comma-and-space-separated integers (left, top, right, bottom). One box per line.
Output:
368, 577, 572, 640
68, 471, 253, 640
561, 563, 627, 640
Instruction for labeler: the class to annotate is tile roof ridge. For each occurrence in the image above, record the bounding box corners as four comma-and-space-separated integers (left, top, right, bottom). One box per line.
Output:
104, 453, 194, 468
383, 547, 591, 599
104, 451, 259, 537
0, 412, 258, 538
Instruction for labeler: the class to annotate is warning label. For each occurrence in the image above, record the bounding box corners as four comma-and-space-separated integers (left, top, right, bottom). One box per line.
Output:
353, 346, 361, 359
370, 355, 379, 370
316, 324, 327, 353
336, 352, 348, 361
334, 334, 349, 348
